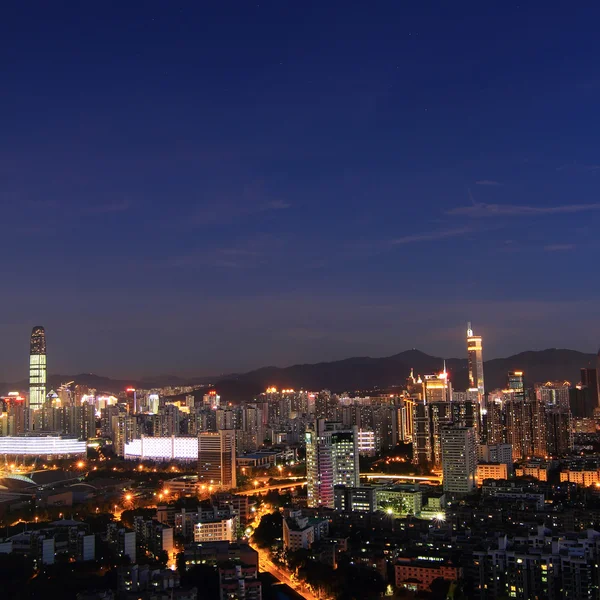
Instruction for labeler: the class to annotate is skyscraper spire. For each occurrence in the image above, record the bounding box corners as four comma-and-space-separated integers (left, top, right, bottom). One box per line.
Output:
467, 321, 473, 337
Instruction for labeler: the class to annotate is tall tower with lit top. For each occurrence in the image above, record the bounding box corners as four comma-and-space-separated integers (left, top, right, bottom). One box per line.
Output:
467, 322, 485, 398
29, 326, 47, 416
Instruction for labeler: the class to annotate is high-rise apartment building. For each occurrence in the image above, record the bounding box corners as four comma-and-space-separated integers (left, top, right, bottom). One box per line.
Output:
412, 399, 432, 466
198, 430, 236, 490
306, 420, 359, 508
441, 426, 477, 496
113, 412, 138, 457
535, 381, 570, 409
467, 322, 485, 399
29, 326, 47, 420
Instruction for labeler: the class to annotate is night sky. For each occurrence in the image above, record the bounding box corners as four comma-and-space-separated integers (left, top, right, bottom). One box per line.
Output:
2, 2, 600, 380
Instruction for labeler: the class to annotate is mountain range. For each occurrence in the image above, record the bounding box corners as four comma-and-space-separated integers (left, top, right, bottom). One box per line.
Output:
1, 348, 597, 402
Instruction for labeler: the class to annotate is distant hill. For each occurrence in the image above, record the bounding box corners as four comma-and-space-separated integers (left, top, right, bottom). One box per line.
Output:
214, 348, 598, 402
1, 348, 596, 401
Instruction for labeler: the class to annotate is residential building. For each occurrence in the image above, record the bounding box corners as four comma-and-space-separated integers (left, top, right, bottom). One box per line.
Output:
441, 426, 477, 496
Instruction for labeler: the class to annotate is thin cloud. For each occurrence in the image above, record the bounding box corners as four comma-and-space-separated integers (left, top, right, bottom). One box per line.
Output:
557, 162, 600, 172
475, 180, 501, 186
544, 244, 575, 252
160, 248, 262, 269
390, 227, 473, 245
86, 200, 131, 214
262, 200, 291, 210
448, 202, 600, 218
191, 199, 291, 226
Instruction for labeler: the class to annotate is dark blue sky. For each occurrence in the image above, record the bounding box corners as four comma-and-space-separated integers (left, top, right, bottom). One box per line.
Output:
2, 2, 600, 379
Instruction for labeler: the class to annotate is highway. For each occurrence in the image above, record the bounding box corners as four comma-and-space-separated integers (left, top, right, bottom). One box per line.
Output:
236, 481, 307, 496
364, 472, 443, 483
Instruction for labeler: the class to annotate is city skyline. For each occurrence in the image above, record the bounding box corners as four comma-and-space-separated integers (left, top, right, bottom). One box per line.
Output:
0, 321, 599, 383
3, 3, 600, 378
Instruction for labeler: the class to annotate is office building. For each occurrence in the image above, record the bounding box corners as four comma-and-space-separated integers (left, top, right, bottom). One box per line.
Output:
441, 426, 477, 496
375, 485, 422, 517
467, 322, 485, 399
29, 326, 47, 422
334, 485, 377, 513
1, 393, 28, 436
424, 371, 452, 403
306, 420, 359, 508
507, 371, 525, 400
198, 430, 237, 490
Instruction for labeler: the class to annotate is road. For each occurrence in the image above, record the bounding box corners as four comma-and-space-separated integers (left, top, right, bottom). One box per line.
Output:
254, 543, 318, 600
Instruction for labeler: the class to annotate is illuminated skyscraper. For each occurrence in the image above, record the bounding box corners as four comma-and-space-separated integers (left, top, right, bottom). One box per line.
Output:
29, 326, 47, 416
507, 371, 525, 399
467, 322, 485, 398
198, 429, 237, 490
306, 420, 359, 508
424, 370, 452, 403
424, 369, 452, 467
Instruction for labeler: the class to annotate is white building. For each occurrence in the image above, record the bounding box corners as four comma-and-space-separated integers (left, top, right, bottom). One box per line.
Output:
194, 517, 236, 543
441, 426, 477, 496
0, 435, 86, 458
283, 511, 315, 552
124, 435, 198, 462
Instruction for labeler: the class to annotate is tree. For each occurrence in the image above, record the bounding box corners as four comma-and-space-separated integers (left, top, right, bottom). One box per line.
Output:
120, 507, 155, 529
252, 511, 283, 548
180, 564, 219, 598
0, 554, 34, 599
430, 577, 451, 599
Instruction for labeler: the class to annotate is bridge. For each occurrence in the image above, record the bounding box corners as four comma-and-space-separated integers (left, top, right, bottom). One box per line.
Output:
236, 481, 307, 496
364, 473, 443, 484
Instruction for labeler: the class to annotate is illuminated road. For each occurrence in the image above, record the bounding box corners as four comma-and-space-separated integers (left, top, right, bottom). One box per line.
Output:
364, 473, 442, 483
254, 544, 318, 600
236, 481, 307, 496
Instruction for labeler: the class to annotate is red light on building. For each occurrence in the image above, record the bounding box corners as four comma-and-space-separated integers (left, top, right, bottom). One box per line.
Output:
3, 395, 24, 403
